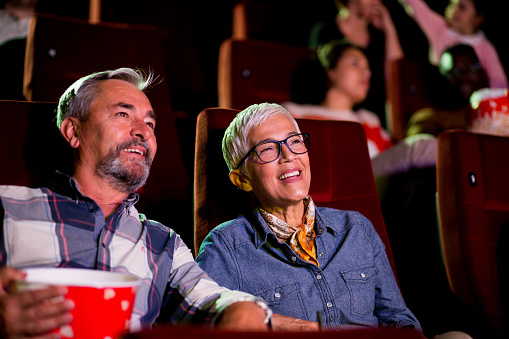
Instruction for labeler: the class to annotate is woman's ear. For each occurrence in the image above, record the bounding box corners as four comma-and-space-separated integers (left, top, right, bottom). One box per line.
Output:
60, 117, 80, 149
229, 169, 253, 192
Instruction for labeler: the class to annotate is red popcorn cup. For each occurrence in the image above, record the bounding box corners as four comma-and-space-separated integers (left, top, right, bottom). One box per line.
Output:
469, 88, 509, 136
15, 267, 140, 339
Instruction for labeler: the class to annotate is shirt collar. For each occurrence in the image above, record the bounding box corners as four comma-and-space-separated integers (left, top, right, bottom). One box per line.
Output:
48, 171, 140, 207
449, 29, 485, 44
251, 198, 337, 248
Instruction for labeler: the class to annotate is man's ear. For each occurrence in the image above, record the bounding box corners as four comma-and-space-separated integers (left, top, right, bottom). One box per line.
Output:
229, 169, 253, 192
60, 117, 80, 149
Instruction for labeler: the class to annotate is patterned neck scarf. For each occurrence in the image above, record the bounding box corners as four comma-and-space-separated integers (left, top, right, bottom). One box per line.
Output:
259, 196, 319, 266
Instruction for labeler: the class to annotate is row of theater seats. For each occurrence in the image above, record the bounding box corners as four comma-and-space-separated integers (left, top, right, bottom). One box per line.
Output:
1, 99, 507, 337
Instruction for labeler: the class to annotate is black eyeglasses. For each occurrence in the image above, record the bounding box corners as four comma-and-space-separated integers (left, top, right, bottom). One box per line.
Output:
234, 133, 310, 169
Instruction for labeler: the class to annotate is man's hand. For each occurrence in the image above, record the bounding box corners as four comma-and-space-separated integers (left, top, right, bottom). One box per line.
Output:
0, 267, 74, 338
215, 301, 269, 331
271, 313, 320, 331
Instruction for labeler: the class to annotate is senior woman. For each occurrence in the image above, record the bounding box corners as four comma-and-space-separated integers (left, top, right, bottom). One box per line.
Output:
195, 102, 422, 332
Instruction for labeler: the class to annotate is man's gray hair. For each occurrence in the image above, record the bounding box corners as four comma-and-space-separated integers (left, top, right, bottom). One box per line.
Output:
222, 102, 301, 173
56, 68, 155, 128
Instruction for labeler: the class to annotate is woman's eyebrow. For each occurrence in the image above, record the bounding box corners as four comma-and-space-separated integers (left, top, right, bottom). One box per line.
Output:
256, 132, 299, 144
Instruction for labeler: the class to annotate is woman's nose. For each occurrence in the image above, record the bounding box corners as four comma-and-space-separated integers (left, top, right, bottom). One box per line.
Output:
279, 143, 296, 162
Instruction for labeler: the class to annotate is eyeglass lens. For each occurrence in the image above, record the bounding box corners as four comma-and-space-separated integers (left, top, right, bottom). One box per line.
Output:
256, 134, 309, 163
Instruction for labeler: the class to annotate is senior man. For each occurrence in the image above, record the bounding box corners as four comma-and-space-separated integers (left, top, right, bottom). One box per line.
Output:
0, 68, 270, 338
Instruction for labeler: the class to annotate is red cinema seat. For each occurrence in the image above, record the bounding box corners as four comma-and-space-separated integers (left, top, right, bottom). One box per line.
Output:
0, 100, 69, 187
437, 130, 509, 335
218, 38, 313, 110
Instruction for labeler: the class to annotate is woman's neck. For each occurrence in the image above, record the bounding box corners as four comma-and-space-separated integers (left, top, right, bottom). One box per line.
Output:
262, 202, 305, 227
322, 89, 355, 111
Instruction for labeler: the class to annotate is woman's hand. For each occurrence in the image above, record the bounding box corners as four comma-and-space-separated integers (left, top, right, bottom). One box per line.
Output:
368, 2, 394, 32
271, 313, 320, 331
216, 301, 270, 331
0, 267, 74, 338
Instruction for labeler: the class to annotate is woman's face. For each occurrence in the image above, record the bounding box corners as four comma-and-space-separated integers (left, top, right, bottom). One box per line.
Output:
445, 0, 483, 35
242, 115, 311, 212
328, 47, 371, 106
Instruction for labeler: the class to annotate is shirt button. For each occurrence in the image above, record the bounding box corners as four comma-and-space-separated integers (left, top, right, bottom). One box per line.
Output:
326, 302, 333, 308
274, 293, 281, 298
319, 252, 324, 257
316, 274, 322, 280
360, 273, 366, 278
291, 256, 297, 262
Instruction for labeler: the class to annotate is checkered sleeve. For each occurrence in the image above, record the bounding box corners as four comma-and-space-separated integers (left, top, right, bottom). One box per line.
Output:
160, 235, 271, 325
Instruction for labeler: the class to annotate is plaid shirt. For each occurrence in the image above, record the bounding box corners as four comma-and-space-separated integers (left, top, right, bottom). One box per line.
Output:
0, 172, 268, 331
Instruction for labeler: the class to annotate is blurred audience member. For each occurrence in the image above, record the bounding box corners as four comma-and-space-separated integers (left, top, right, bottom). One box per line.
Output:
0, 0, 37, 45
397, 0, 507, 89
0, 0, 37, 100
309, 0, 403, 127
405, 44, 489, 137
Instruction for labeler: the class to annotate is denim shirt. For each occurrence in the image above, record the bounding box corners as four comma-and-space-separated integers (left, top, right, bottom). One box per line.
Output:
196, 206, 421, 331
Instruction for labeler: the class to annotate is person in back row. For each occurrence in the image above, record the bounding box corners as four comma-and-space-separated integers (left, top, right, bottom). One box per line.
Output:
405, 43, 490, 137
310, 0, 404, 127
0, 67, 272, 338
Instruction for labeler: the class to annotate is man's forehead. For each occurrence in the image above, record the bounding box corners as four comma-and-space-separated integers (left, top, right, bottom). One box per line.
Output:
92, 80, 154, 112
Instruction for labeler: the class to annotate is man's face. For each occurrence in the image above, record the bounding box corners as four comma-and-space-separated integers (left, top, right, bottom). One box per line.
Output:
76, 79, 157, 193
440, 52, 489, 101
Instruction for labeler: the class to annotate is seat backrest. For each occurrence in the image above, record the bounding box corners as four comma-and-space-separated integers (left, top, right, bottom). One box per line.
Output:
387, 58, 434, 141
194, 108, 397, 277
231, 0, 335, 48
24, 14, 168, 106
218, 38, 313, 110
0, 100, 70, 187
437, 130, 509, 334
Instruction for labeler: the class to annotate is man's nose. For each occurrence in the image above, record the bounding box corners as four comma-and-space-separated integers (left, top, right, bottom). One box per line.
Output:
131, 120, 151, 141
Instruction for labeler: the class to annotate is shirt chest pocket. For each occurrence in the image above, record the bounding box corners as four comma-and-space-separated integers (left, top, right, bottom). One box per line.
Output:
340, 266, 378, 317
253, 282, 300, 306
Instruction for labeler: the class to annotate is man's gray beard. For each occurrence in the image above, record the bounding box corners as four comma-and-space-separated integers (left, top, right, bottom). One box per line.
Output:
97, 141, 152, 193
